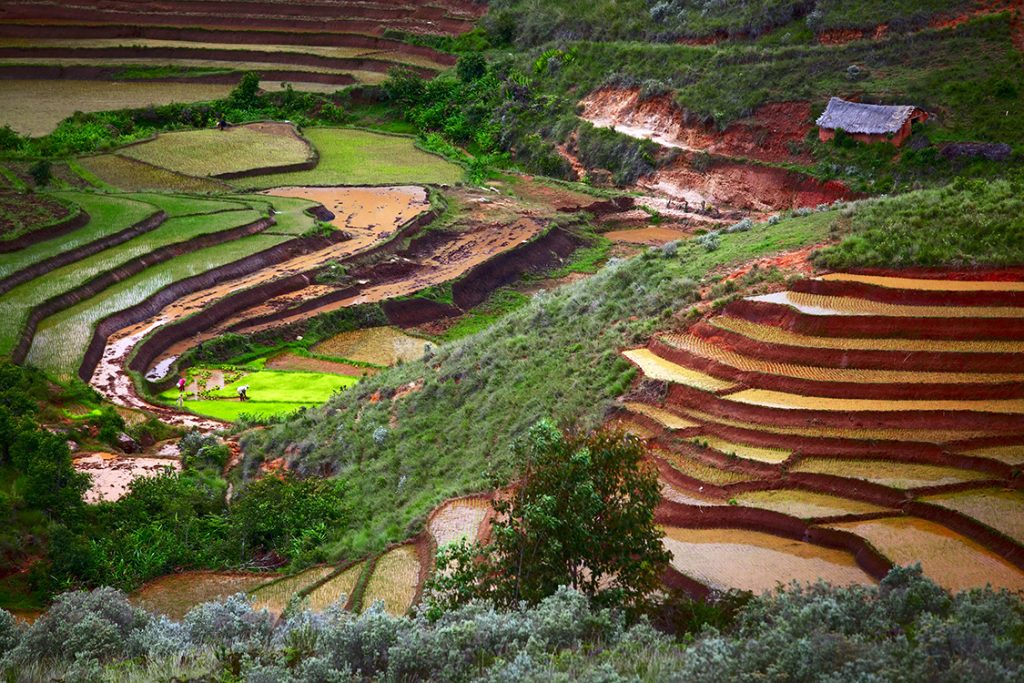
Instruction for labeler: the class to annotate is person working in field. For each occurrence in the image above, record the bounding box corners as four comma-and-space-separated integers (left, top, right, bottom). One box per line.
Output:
176, 376, 186, 407
237, 384, 249, 401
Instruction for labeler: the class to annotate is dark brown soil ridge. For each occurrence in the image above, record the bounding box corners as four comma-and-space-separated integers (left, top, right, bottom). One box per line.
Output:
0, 46, 440, 77
127, 208, 440, 383
0, 23, 457, 65
87, 230, 355, 382
0, 203, 89, 253
11, 215, 274, 366
647, 336, 1024, 401
0, 64, 359, 86
693, 319, 1024, 373
0, 210, 165, 298
905, 500, 1024, 571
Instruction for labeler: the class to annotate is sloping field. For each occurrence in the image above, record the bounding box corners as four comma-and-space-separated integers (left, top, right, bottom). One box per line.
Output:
313, 326, 431, 367
621, 271, 1024, 593
0, 191, 75, 244
923, 489, 1024, 544
305, 562, 365, 612
119, 122, 312, 178
130, 571, 271, 620
231, 128, 464, 189
77, 154, 231, 193
661, 527, 874, 593
362, 545, 422, 615
428, 496, 491, 548
0, 80, 232, 136
828, 518, 1024, 592
251, 565, 335, 615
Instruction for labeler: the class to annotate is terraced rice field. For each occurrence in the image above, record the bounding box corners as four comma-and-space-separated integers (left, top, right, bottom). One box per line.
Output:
428, 496, 490, 548
131, 572, 271, 620
76, 154, 230, 193
119, 123, 312, 178
828, 518, 1024, 592
712, 315, 1024, 354
362, 545, 421, 615
791, 459, 994, 489
621, 272, 1024, 594
305, 563, 365, 612
313, 326, 432, 367
25, 209, 272, 377
622, 348, 736, 392
923, 489, 1024, 544
690, 435, 790, 464
0, 80, 232, 136
264, 186, 429, 233
661, 527, 874, 593
750, 291, 1024, 318
231, 128, 464, 189
733, 490, 888, 519
725, 388, 1024, 414
0, 191, 75, 242
661, 333, 1024, 384
251, 566, 335, 615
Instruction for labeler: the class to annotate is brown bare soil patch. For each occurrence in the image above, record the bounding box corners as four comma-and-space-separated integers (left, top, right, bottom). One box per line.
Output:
661, 526, 874, 593
264, 186, 429, 232
604, 225, 691, 245
312, 326, 430, 367
580, 87, 812, 164
265, 352, 377, 376
131, 571, 272, 620
73, 453, 180, 503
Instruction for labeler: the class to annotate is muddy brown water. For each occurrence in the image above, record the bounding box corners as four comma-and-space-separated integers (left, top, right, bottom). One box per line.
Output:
74, 452, 181, 503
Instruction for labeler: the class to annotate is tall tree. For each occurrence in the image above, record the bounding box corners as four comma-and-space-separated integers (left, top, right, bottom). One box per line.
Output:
429, 420, 669, 612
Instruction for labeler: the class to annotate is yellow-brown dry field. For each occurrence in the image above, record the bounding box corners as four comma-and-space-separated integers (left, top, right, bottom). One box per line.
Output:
362, 546, 421, 615
923, 489, 1024, 544
733, 489, 888, 519
250, 566, 335, 615
305, 563, 366, 612
791, 459, 993, 489
623, 348, 737, 392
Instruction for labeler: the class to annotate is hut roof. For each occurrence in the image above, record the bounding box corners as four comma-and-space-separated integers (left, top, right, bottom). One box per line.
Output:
816, 97, 920, 135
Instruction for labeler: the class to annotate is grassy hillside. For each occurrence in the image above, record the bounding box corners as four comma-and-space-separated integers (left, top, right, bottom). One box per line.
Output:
242, 176, 1024, 557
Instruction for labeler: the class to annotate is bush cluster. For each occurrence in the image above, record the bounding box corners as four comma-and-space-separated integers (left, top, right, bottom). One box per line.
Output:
3, 567, 1023, 681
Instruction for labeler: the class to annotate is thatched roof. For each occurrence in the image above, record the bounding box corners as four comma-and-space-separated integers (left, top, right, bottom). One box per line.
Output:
816, 97, 920, 135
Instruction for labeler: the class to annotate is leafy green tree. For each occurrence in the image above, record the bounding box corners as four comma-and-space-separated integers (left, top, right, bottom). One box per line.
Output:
28, 160, 51, 187
457, 53, 488, 82
10, 431, 89, 518
428, 421, 669, 612
230, 72, 262, 109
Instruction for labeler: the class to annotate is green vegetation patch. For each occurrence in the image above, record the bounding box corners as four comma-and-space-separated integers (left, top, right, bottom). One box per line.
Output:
814, 175, 1024, 268
160, 369, 358, 421
231, 128, 464, 189
118, 124, 312, 178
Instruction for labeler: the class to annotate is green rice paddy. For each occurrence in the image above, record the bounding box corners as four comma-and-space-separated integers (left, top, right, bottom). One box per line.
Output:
231, 128, 464, 189
161, 369, 359, 421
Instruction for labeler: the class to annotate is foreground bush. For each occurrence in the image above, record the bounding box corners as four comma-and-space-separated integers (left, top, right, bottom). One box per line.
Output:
3, 567, 1022, 681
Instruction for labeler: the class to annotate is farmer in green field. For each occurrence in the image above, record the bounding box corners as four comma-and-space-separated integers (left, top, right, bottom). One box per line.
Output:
237, 384, 249, 401
176, 376, 186, 408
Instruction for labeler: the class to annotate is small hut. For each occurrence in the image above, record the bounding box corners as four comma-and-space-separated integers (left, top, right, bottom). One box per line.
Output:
816, 97, 927, 146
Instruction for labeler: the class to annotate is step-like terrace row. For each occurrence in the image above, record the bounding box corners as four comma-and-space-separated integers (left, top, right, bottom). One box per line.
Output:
618, 272, 1024, 595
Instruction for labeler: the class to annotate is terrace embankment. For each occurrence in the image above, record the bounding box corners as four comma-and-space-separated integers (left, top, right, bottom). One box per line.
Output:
614, 270, 1024, 594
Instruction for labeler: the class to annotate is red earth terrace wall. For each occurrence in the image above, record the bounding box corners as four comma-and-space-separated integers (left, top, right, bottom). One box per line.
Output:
0, 210, 165, 298
791, 277, 1024, 308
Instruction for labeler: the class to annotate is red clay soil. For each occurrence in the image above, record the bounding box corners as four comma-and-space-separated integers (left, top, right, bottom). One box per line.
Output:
580, 87, 813, 164
265, 352, 378, 377
642, 156, 856, 213
815, 0, 1020, 45
792, 277, 1024, 307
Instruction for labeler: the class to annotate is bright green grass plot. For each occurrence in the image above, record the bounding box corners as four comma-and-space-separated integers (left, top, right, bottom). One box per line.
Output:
231, 128, 464, 189
118, 125, 312, 178
161, 370, 358, 421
